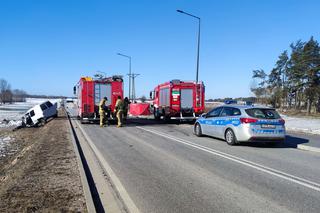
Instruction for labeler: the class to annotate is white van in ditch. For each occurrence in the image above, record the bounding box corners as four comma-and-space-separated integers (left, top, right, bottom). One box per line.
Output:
23, 101, 58, 127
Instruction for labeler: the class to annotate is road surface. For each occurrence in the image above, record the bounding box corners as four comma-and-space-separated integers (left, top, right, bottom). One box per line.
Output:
73, 115, 320, 213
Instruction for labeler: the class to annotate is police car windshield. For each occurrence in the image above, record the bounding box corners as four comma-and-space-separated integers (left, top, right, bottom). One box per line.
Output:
245, 108, 281, 119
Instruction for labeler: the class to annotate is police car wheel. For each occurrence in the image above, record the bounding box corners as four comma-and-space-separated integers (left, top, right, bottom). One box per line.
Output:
225, 129, 237, 145
194, 123, 202, 137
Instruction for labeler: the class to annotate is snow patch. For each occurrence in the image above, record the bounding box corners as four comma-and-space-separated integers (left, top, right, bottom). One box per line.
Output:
0, 120, 22, 128
0, 135, 14, 158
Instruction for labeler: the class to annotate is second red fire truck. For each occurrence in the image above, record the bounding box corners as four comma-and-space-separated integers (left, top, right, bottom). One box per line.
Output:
150, 79, 205, 120
74, 75, 123, 123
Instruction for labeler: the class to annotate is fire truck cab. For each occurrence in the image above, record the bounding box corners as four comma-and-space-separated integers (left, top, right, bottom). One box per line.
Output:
150, 80, 205, 120
74, 76, 123, 123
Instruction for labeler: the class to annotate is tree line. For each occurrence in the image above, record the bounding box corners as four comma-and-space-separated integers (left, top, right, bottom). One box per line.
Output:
0, 78, 28, 104
208, 97, 256, 103
251, 37, 320, 114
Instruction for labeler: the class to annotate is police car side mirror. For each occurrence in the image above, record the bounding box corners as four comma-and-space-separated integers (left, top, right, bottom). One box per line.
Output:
201, 113, 207, 118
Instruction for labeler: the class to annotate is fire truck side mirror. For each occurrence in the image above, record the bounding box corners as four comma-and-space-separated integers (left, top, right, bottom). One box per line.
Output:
149, 91, 152, 99
73, 86, 76, 95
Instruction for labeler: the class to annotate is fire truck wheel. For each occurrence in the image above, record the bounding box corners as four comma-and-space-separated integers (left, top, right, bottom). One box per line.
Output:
164, 116, 170, 123
154, 114, 160, 120
154, 109, 160, 120
194, 123, 202, 137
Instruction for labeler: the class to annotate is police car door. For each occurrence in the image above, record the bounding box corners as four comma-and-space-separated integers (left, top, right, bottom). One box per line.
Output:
217, 107, 241, 139
203, 107, 223, 136
217, 107, 233, 139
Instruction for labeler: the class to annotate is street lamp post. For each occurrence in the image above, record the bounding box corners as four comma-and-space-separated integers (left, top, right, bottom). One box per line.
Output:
177, 9, 201, 83
117, 53, 132, 100
131, 73, 140, 101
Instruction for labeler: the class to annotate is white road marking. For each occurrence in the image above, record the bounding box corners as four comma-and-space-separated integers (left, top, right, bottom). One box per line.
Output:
77, 121, 141, 213
137, 126, 320, 192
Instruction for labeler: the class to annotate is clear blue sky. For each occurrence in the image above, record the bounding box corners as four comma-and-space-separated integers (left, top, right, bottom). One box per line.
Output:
0, 0, 319, 99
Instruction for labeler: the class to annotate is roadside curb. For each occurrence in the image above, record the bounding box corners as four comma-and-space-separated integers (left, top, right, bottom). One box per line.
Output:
65, 109, 95, 213
297, 144, 320, 153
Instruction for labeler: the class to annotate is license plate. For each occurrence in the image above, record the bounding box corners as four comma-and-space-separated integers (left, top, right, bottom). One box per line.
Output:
261, 124, 276, 129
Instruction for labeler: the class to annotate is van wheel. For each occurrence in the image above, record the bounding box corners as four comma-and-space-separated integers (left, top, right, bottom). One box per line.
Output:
194, 123, 202, 137
39, 118, 46, 126
225, 129, 237, 146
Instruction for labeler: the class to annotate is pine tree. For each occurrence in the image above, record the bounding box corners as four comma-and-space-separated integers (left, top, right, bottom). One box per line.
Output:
287, 40, 306, 109
251, 37, 320, 113
251, 69, 268, 104
301, 37, 320, 114
268, 51, 289, 107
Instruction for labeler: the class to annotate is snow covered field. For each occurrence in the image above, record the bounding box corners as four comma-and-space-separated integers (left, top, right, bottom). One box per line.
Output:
0, 98, 62, 128
282, 115, 320, 135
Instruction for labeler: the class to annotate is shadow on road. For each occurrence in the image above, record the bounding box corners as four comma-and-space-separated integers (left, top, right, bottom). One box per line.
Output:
283, 135, 309, 148
238, 135, 309, 149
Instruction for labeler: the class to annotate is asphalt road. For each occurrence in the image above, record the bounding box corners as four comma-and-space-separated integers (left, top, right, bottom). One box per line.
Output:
287, 131, 320, 149
71, 115, 319, 213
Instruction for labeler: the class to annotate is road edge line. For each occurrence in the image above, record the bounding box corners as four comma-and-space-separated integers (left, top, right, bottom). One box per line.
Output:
76, 121, 140, 213
137, 126, 320, 192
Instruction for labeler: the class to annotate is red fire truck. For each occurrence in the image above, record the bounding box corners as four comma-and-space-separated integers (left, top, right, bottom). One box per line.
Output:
74, 76, 123, 123
150, 80, 205, 120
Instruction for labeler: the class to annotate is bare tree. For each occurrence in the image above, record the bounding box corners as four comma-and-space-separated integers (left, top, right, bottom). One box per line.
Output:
0, 79, 12, 104
12, 89, 27, 102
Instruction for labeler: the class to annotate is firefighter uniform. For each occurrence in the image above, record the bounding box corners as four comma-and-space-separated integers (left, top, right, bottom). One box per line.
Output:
115, 97, 124, 127
99, 97, 107, 127
123, 97, 130, 124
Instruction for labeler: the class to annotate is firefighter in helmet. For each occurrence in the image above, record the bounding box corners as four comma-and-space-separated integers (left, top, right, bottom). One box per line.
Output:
123, 97, 130, 124
114, 96, 124, 127
99, 97, 108, 127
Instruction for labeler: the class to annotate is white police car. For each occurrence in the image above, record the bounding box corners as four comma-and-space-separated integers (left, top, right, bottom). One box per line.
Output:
194, 105, 286, 145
